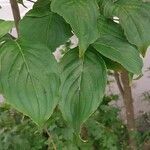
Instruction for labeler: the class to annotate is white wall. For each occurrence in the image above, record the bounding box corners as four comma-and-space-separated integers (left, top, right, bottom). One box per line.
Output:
0, 0, 34, 20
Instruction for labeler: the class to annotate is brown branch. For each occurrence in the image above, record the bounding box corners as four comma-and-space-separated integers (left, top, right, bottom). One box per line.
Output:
114, 70, 136, 149
27, 0, 35, 3
120, 70, 137, 150
9, 0, 21, 37
114, 71, 124, 96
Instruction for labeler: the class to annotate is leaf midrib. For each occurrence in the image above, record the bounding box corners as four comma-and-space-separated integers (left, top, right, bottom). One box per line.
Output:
15, 41, 41, 119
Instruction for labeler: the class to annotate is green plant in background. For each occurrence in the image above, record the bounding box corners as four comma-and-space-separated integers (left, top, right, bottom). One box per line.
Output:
0, 0, 150, 149
0, 104, 47, 150
0, 95, 149, 150
0, 96, 128, 150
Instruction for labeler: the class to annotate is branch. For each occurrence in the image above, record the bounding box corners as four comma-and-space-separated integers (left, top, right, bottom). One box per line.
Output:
45, 128, 57, 150
114, 71, 124, 96
27, 0, 35, 3
120, 70, 136, 149
9, 0, 21, 37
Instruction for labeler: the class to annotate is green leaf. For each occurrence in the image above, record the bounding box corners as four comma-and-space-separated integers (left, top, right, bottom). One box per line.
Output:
0, 40, 60, 126
92, 17, 143, 75
59, 48, 107, 132
51, 0, 100, 56
19, 6, 72, 52
27, 0, 52, 17
0, 20, 14, 38
100, 55, 124, 72
0, 34, 14, 49
101, 0, 150, 55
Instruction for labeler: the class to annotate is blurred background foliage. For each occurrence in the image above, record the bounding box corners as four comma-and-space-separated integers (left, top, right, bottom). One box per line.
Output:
0, 92, 149, 150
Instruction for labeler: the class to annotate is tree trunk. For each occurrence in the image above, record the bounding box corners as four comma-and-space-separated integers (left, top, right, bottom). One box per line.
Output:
115, 71, 137, 150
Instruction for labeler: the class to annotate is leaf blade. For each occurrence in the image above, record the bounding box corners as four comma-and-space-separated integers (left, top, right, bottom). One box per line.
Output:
51, 0, 100, 56
0, 40, 60, 125
0, 20, 14, 38
19, 5, 72, 52
92, 17, 143, 74
59, 48, 107, 132
102, 0, 150, 55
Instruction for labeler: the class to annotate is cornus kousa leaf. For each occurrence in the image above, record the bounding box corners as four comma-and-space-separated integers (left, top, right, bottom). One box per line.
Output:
26, 0, 53, 17
51, 0, 99, 56
101, 0, 150, 55
0, 20, 14, 38
19, 4, 72, 52
0, 40, 60, 126
100, 55, 124, 72
59, 48, 107, 133
92, 16, 143, 75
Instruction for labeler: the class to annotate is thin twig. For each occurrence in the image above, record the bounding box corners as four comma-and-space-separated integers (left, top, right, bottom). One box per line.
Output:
9, 0, 21, 37
45, 128, 57, 150
114, 71, 124, 96
27, 0, 35, 3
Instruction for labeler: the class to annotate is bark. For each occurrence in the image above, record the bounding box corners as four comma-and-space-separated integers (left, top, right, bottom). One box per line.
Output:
115, 71, 137, 150
9, 0, 21, 37
114, 72, 124, 96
